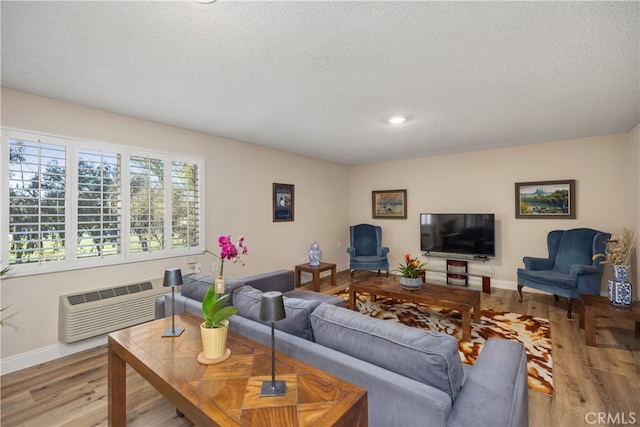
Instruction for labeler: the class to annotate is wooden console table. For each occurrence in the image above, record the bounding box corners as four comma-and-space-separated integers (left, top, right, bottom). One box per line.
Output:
108, 312, 367, 426
295, 262, 337, 292
579, 294, 640, 347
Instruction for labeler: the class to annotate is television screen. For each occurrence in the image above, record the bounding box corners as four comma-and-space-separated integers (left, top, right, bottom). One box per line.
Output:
420, 213, 495, 258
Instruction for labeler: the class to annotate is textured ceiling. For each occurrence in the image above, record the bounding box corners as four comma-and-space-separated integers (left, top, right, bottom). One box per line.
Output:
1, 1, 638, 165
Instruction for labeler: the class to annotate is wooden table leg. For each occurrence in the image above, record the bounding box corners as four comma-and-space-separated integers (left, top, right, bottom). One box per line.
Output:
585, 309, 596, 346
461, 310, 471, 342
473, 299, 481, 324
295, 267, 301, 288
331, 265, 337, 286
635, 321, 640, 339
349, 288, 356, 310
108, 341, 126, 427
579, 300, 585, 329
313, 271, 320, 292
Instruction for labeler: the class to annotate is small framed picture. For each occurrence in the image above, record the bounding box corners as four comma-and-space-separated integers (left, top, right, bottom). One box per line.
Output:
273, 183, 294, 222
372, 189, 407, 219
515, 179, 576, 219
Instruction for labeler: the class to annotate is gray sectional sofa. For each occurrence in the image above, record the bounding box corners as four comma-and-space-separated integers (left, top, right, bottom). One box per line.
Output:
155, 270, 529, 427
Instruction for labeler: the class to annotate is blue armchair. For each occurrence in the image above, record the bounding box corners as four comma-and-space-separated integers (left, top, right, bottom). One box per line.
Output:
517, 228, 610, 318
347, 224, 390, 281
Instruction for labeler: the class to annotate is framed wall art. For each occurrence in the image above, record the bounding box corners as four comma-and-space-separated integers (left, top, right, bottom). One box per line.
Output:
515, 179, 576, 219
372, 189, 407, 219
273, 183, 294, 222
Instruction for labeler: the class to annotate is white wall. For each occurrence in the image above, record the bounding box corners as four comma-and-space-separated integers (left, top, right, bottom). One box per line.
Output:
0, 88, 350, 370
349, 131, 639, 292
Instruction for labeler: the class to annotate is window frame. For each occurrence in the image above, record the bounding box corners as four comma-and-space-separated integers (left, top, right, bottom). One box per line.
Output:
1, 128, 206, 277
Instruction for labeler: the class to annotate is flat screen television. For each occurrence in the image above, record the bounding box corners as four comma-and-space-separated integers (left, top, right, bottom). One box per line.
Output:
420, 213, 495, 259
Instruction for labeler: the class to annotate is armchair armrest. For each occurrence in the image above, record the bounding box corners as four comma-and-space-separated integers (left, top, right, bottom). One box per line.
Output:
377, 247, 390, 257
347, 247, 356, 256
569, 264, 600, 279
522, 256, 554, 271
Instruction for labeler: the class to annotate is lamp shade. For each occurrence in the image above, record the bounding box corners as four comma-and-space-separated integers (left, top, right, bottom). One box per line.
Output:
259, 291, 286, 322
163, 268, 183, 288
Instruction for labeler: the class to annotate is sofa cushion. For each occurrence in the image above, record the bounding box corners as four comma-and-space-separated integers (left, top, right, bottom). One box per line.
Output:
233, 285, 321, 341
310, 303, 464, 401
180, 273, 212, 302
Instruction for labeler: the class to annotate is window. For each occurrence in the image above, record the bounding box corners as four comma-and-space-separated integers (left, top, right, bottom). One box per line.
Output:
1, 129, 205, 275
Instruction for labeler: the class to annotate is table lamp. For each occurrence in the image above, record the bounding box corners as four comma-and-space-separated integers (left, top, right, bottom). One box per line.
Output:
162, 268, 185, 337
259, 291, 287, 396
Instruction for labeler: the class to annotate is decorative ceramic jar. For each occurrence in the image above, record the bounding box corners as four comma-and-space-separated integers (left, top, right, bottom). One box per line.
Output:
399, 277, 422, 291
308, 241, 322, 266
608, 265, 632, 307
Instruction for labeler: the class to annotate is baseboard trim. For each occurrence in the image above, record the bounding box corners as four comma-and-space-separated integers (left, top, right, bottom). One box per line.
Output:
1, 335, 107, 375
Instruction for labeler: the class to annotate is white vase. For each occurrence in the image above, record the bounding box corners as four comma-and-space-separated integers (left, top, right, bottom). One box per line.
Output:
200, 319, 229, 359
399, 277, 422, 290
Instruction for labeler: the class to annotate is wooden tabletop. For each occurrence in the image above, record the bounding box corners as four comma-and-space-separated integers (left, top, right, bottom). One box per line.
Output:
351, 277, 481, 308
108, 312, 367, 427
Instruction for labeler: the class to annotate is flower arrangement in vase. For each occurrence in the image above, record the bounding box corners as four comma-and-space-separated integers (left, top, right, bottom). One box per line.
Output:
199, 235, 247, 362
393, 253, 427, 290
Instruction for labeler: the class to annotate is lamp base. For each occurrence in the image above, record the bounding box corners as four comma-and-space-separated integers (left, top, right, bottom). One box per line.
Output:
162, 327, 184, 337
260, 380, 286, 397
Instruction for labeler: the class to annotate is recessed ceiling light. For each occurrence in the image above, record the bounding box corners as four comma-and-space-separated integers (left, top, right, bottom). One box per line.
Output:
388, 116, 407, 124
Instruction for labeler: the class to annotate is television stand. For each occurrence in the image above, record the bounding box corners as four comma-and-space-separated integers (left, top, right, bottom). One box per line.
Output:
422, 258, 491, 294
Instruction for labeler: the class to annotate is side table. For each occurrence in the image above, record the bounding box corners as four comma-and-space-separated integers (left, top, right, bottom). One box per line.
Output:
579, 294, 640, 346
295, 262, 336, 292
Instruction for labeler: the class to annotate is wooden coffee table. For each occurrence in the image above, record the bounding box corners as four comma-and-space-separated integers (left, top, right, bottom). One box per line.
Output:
579, 294, 640, 346
349, 277, 481, 341
108, 312, 367, 426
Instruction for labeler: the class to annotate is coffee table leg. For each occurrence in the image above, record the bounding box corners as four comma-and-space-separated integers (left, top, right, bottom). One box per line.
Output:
331, 266, 337, 286
473, 299, 481, 324
462, 311, 471, 342
349, 288, 356, 310
635, 321, 640, 339
585, 309, 596, 346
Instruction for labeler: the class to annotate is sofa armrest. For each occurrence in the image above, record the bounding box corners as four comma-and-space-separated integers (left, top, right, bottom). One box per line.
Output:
522, 256, 554, 271
447, 338, 528, 427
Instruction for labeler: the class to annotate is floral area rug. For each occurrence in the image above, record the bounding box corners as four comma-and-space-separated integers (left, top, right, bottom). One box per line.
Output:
335, 289, 554, 396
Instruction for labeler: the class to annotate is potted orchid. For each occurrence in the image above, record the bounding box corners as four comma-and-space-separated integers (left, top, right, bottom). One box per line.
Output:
200, 235, 247, 361
393, 253, 427, 290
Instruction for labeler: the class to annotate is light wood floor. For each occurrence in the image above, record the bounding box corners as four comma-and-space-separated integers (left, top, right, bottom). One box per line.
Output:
2, 271, 639, 426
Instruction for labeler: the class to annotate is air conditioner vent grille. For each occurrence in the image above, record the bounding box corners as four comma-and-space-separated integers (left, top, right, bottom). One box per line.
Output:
59, 278, 168, 343
66, 281, 156, 305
